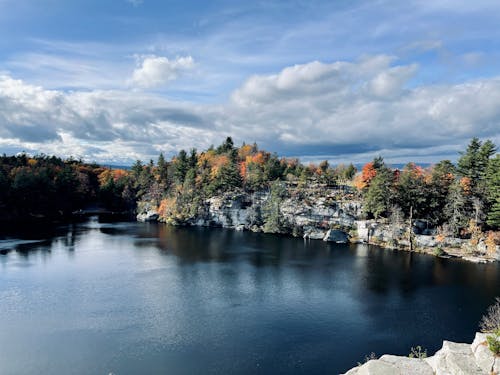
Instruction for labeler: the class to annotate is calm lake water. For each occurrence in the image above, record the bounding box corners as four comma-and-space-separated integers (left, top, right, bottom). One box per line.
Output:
1, 217, 499, 374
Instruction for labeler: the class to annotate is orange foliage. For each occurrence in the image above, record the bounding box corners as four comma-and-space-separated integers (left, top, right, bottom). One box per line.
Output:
197, 150, 217, 167
485, 231, 500, 256
210, 155, 229, 178
239, 161, 247, 180
158, 197, 176, 219
98, 169, 113, 186
354, 162, 377, 190
307, 163, 317, 174
246, 151, 267, 165
27, 158, 37, 167
113, 169, 128, 181
460, 177, 472, 195
238, 144, 254, 161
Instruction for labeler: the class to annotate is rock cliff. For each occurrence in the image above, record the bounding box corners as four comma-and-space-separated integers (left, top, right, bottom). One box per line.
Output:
342, 332, 500, 375
136, 185, 500, 261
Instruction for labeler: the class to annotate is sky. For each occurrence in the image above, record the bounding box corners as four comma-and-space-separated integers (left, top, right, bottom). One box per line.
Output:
0, 0, 500, 165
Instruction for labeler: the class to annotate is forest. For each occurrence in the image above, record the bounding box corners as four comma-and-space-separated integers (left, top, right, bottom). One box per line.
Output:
0, 137, 498, 239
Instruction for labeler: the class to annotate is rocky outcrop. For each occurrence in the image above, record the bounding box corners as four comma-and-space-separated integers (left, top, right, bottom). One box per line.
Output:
137, 185, 499, 263
137, 210, 159, 222
175, 187, 359, 239
136, 201, 159, 222
342, 333, 500, 375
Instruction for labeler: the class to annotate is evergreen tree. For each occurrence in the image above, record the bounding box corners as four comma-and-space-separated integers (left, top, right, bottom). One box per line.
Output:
263, 180, 287, 233
364, 168, 393, 219
457, 137, 482, 181
394, 163, 427, 219
486, 154, 500, 228
444, 180, 470, 236
157, 153, 168, 183
173, 149, 189, 184
427, 160, 455, 225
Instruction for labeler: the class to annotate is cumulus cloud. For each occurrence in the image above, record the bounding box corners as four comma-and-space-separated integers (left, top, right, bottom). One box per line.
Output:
130, 55, 194, 88
1, 55, 499, 164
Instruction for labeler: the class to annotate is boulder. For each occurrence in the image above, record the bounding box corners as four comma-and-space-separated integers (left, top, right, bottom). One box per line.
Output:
303, 228, 325, 240
137, 210, 159, 222
378, 355, 433, 375
343, 333, 496, 375
425, 340, 484, 374
323, 229, 349, 243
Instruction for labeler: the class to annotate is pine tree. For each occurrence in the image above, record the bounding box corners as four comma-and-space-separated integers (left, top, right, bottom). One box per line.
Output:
157, 153, 168, 183
262, 180, 287, 233
364, 168, 393, 219
444, 180, 470, 236
486, 155, 500, 228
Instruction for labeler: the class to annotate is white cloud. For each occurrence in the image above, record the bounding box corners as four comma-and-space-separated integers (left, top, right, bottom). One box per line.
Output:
130, 55, 194, 88
1, 56, 499, 164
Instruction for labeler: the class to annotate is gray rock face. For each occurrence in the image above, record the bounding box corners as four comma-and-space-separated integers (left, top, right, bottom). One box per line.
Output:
342, 333, 498, 375
344, 355, 433, 375
303, 228, 325, 240
425, 340, 484, 374
323, 229, 349, 243
137, 210, 159, 222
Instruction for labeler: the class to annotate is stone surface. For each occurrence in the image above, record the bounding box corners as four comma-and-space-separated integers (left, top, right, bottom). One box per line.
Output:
343, 334, 498, 375
137, 210, 159, 222
356, 359, 399, 375
378, 355, 433, 375
303, 228, 325, 240
323, 229, 349, 243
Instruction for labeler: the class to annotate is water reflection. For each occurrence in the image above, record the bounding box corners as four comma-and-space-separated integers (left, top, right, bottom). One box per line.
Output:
0, 218, 499, 374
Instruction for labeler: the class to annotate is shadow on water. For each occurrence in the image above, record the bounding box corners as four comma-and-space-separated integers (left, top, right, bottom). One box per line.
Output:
0, 218, 499, 374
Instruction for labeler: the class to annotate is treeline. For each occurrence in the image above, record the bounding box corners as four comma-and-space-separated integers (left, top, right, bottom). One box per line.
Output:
130, 137, 357, 223
356, 138, 499, 236
1, 137, 498, 237
0, 154, 135, 221
134, 136, 498, 236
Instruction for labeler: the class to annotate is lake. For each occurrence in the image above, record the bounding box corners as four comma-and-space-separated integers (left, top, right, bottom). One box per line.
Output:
1, 217, 499, 374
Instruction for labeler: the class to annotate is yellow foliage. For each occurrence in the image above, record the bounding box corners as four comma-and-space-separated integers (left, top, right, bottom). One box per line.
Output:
210, 155, 229, 179
485, 231, 500, 257
158, 197, 176, 219
460, 177, 472, 195
98, 169, 113, 186
238, 144, 254, 160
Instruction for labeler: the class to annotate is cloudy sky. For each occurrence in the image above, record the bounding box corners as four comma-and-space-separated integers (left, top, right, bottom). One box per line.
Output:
1, 0, 499, 165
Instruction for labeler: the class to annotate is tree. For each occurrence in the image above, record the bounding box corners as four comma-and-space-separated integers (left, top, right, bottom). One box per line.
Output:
457, 137, 483, 181
427, 160, 455, 225
157, 153, 168, 183
173, 149, 189, 184
216, 136, 235, 154
486, 155, 500, 228
394, 163, 427, 219
364, 168, 393, 219
444, 180, 471, 236
262, 180, 288, 233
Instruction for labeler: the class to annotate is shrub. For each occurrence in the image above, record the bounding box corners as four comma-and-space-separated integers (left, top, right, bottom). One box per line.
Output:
357, 352, 377, 366
486, 329, 500, 355
408, 345, 427, 359
480, 297, 500, 333
434, 247, 444, 256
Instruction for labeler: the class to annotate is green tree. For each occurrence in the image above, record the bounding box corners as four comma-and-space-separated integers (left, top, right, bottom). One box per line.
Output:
173, 149, 189, 184
157, 153, 168, 183
444, 180, 470, 236
427, 160, 455, 225
486, 154, 500, 228
262, 180, 288, 233
364, 168, 393, 219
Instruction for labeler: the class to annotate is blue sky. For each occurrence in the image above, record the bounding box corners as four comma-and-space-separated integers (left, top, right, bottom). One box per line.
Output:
0, 0, 499, 164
